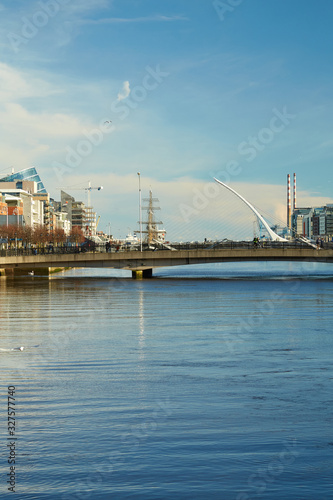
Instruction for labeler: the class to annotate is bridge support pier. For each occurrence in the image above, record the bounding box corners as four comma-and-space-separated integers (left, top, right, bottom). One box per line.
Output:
132, 268, 153, 279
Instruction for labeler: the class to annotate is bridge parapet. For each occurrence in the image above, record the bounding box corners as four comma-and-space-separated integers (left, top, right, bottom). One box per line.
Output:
0, 245, 332, 274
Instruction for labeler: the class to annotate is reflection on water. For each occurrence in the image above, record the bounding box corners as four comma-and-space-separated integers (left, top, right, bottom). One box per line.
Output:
0, 263, 333, 499
138, 286, 146, 360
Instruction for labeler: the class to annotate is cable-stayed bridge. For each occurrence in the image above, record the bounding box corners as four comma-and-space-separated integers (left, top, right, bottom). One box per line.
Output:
1, 179, 332, 277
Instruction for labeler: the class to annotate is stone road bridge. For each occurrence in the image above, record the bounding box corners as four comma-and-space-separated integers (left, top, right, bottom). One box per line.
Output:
0, 242, 332, 278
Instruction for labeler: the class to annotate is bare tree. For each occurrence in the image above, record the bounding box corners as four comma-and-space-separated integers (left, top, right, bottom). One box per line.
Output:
52, 227, 66, 247
32, 225, 49, 251
21, 226, 33, 247
70, 227, 85, 245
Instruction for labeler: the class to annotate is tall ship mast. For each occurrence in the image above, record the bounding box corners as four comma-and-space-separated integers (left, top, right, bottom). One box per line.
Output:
138, 190, 166, 245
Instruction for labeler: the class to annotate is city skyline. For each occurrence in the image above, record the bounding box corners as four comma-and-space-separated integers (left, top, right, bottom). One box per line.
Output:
1, 0, 333, 240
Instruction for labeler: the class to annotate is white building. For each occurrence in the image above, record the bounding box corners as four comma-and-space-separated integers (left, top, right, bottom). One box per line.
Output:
55, 212, 71, 235
0, 184, 44, 228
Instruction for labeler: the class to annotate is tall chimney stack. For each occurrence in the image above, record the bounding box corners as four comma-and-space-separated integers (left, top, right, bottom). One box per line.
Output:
287, 174, 291, 229
293, 172, 296, 210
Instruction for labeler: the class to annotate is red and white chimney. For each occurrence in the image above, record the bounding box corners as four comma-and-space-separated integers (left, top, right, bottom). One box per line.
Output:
293, 173, 296, 210
287, 174, 291, 228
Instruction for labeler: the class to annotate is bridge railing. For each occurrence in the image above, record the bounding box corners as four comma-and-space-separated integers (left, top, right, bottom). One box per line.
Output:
170, 240, 333, 251
0, 240, 332, 257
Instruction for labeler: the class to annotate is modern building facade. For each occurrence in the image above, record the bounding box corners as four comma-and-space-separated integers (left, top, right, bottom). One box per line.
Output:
0, 166, 108, 240
60, 191, 87, 232
0, 176, 46, 227
0, 186, 44, 227
0, 167, 47, 193
292, 205, 333, 240
0, 168, 72, 234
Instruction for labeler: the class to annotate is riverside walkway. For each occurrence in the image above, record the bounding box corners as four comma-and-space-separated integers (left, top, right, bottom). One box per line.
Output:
0, 241, 333, 277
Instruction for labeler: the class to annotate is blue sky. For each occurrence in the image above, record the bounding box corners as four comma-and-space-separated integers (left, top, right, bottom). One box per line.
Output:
0, 0, 332, 240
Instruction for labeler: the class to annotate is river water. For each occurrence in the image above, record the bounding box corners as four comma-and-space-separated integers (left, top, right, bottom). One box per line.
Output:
1, 262, 333, 499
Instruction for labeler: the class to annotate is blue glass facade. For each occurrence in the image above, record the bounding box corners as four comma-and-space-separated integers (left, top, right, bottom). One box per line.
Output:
0, 167, 47, 193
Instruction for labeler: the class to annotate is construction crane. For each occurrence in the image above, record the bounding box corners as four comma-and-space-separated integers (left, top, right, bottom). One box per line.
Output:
57, 181, 103, 236
85, 181, 103, 209
58, 181, 103, 208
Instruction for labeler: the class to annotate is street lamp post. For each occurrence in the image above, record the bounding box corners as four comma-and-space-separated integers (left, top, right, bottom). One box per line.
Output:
137, 172, 142, 252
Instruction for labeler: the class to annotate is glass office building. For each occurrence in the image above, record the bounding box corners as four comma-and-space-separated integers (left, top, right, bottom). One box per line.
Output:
0, 167, 47, 193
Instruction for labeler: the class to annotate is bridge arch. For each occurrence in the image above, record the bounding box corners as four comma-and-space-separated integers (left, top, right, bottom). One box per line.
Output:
214, 178, 287, 242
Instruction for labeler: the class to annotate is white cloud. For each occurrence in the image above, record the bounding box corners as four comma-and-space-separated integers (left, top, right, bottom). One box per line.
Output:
0, 62, 100, 170
0, 0, 111, 54
54, 174, 333, 242
78, 14, 188, 25
117, 81, 131, 101
0, 62, 60, 102
64, 0, 110, 14
1, 103, 84, 137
